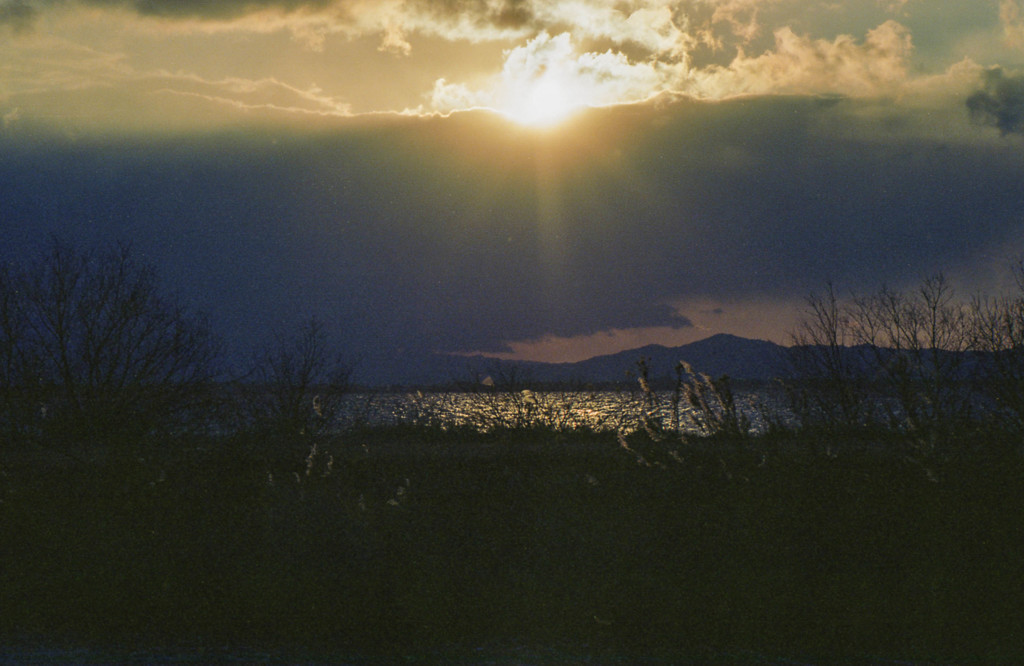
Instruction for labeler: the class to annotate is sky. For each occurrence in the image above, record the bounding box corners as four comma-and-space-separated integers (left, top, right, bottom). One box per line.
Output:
3, 0, 1024, 383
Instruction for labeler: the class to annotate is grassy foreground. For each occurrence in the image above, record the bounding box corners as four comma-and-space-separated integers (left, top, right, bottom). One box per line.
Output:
2, 428, 1023, 662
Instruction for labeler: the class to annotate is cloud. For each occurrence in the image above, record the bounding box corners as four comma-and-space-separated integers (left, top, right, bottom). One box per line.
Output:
2, 0, 1015, 129
429, 78, 486, 113
482, 322, 697, 363
878, 0, 910, 15
431, 31, 679, 116
706, 0, 766, 44
404, 0, 534, 33
2, 2, 1023, 379
90, 0, 335, 21
690, 19, 913, 98
0, 1, 1010, 147
57, 0, 535, 44
147, 72, 353, 117
377, 17, 410, 55
528, 1, 691, 55
0, 33, 132, 97
0, 0, 36, 32
0, 30, 352, 129
967, 66, 1024, 135
1001, 0, 1024, 49
6, 93, 1023, 364
430, 16, 926, 118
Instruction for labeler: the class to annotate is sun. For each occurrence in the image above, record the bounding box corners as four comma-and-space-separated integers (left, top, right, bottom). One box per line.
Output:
499, 69, 584, 128
493, 33, 592, 128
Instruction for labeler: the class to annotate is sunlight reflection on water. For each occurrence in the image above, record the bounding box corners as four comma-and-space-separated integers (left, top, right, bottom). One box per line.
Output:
336, 389, 790, 435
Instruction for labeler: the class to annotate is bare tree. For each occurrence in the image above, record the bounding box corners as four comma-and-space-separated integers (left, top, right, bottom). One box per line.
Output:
1, 237, 222, 446
787, 282, 874, 434
970, 259, 1024, 433
850, 274, 972, 442
244, 316, 352, 439
790, 274, 977, 453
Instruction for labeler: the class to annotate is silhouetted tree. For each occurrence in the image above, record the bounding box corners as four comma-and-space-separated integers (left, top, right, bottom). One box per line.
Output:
849, 274, 973, 443
0, 237, 222, 446
243, 316, 352, 439
787, 282, 874, 434
790, 275, 976, 451
970, 258, 1024, 434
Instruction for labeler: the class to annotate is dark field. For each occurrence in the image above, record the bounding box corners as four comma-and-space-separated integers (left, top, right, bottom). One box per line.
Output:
2, 429, 1023, 663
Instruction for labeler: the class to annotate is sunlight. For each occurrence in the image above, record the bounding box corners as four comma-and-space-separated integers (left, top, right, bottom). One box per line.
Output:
494, 33, 589, 128
429, 32, 669, 128
500, 68, 584, 128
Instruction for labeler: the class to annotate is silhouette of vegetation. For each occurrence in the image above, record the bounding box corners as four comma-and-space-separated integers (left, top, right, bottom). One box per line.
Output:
3, 238, 1024, 661
785, 270, 1024, 458
238, 316, 352, 439
787, 281, 875, 435
0, 238, 220, 450
3, 423, 1022, 661
971, 258, 1024, 436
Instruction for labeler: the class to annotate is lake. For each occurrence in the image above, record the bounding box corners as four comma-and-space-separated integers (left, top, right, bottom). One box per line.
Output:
334, 386, 788, 436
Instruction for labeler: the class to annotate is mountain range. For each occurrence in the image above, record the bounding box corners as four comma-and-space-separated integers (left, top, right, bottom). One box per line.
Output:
359, 334, 791, 387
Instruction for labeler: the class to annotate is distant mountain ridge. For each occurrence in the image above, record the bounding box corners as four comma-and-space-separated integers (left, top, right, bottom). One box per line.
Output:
560, 333, 789, 383
360, 333, 790, 387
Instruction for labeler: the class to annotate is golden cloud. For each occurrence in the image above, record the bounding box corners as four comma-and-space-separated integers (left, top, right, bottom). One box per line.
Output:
690, 20, 913, 98
429, 31, 682, 118
0, 0, 1014, 131
1001, 0, 1024, 50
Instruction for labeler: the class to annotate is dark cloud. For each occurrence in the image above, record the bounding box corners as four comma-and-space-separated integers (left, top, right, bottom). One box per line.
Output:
2, 95, 1022, 382
122, 0, 333, 20
2, 0, 323, 29
414, 0, 532, 25
0, 0, 37, 31
490, 0, 532, 29
967, 67, 1024, 136
64, 0, 534, 28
